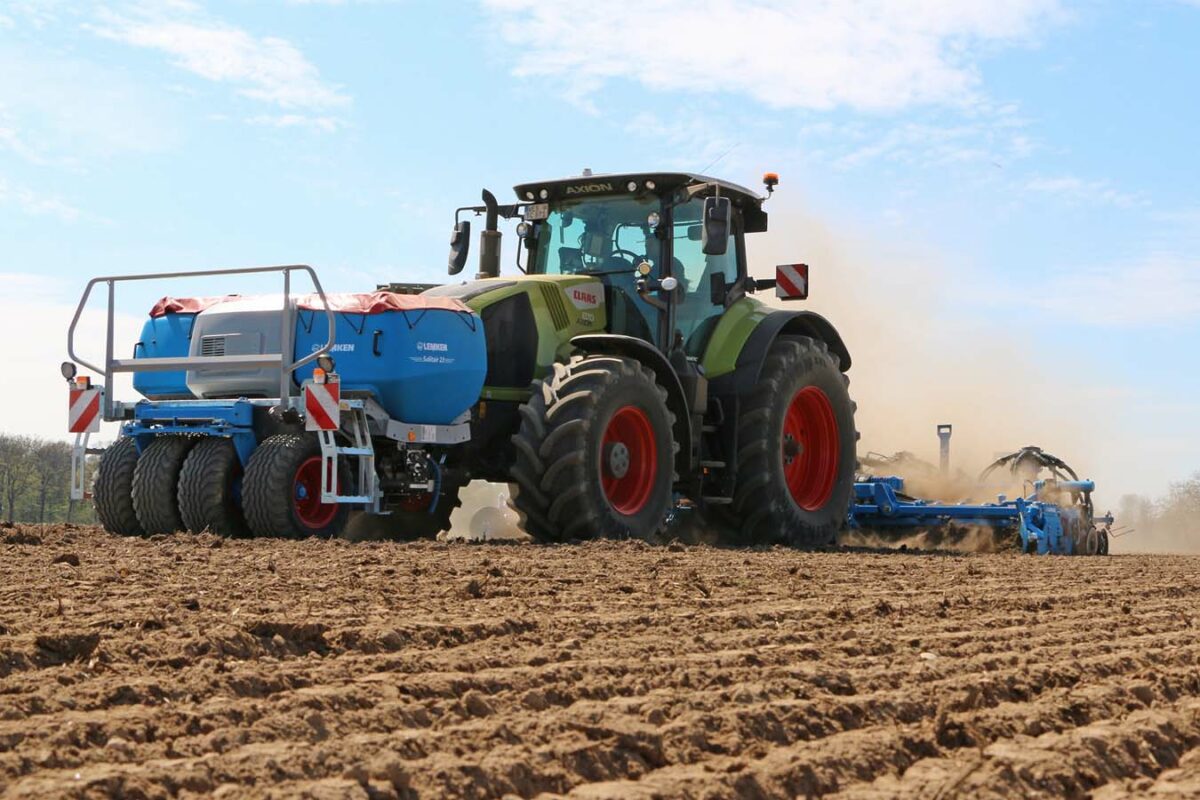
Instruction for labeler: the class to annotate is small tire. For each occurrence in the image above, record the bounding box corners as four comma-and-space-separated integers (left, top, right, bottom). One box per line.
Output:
509, 355, 676, 542
93, 436, 144, 537
179, 438, 250, 537
721, 337, 857, 546
1098, 528, 1110, 555
243, 433, 349, 538
132, 435, 195, 534
1082, 526, 1100, 556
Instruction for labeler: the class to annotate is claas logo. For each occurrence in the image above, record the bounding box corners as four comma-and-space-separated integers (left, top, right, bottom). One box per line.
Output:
572, 289, 598, 305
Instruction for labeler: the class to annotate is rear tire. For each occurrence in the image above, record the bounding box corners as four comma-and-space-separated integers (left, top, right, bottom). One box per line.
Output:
1098, 528, 1110, 555
132, 435, 195, 534
93, 436, 144, 537
722, 337, 857, 546
243, 433, 349, 538
509, 355, 676, 542
179, 438, 249, 537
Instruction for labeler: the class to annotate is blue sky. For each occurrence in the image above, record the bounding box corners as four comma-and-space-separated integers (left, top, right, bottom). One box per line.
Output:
1, 0, 1197, 504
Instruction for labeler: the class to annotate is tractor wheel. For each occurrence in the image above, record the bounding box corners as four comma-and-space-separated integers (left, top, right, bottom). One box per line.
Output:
179, 438, 249, 537
509, 355, 676, 542
243, 433, 349, 538
93, 436, 144, 537
722, 337, 857, 546
132, 435, 195, 534
1082, 526, 1100, 556
1098, 528, 1110, 555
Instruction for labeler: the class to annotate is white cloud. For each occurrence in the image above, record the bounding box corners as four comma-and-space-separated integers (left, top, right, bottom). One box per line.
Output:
90, 3, 350, 111
0, 177, 81, 222
1024, 174, 1145, 208
246, 113, 344, 133
485, 0, 1064, 112
1022, 256, 1200, 326
0, 48, 177, 166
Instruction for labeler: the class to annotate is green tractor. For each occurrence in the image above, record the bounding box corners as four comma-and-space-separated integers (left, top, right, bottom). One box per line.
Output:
425, 171, 858, 544
78, 170, 857, 545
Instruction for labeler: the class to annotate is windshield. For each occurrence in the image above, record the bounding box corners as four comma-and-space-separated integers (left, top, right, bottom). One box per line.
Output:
534, 195, 662, 275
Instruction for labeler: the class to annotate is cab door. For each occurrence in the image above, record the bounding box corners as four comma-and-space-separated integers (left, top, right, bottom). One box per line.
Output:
668, 198, 743, 356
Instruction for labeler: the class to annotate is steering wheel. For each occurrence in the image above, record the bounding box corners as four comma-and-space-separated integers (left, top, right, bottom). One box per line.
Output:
608, 248, 644, 270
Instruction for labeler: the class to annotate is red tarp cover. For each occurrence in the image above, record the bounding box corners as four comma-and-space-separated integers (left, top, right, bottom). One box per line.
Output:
295, 292, 471, 314
148, 295, 240, 317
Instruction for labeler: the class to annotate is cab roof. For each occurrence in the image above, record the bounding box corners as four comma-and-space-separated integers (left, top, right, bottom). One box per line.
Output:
512, 172, 768, 233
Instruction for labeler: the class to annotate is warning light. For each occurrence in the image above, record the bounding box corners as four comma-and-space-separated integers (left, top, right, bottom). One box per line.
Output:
763, 172, 779, 197
312, 367, 327, 385
74, 375, 91, 390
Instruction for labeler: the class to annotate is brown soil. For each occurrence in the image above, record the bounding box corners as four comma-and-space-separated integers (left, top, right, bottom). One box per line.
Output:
2, 524, 1199, 799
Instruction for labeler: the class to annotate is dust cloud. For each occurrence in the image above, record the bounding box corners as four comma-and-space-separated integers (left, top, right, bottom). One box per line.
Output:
754, 204, 1098, 485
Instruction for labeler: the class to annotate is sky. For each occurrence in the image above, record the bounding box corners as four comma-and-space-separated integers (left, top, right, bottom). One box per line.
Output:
1, 0, 1197, 507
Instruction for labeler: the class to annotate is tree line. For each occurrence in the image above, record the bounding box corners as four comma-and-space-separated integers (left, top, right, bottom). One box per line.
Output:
0, 432, 96, 525
1118, 472, 1200, 553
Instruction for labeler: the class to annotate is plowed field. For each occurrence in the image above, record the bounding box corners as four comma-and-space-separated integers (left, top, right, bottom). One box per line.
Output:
2, 523, 1199, 799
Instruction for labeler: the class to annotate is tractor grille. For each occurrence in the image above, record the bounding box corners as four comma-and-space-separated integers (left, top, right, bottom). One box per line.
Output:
200, 336, 226, 357
539, 283, 571, 331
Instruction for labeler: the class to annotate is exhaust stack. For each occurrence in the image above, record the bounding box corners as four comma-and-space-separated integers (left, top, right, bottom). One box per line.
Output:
937, 424, 953, 476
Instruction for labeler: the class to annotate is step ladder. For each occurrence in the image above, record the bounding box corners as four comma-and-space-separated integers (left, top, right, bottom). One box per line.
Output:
317, 400, 381, 511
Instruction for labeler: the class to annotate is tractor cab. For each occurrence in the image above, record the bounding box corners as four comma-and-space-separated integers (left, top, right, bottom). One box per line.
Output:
512, 172, 769, 358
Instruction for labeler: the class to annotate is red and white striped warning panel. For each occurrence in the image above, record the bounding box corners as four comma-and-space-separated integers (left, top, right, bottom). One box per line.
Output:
68, 387, 102, 433
304, 376, 341, 432
775, 263, 809, 300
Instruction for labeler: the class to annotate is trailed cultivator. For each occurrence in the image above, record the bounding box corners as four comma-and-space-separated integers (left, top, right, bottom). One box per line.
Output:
66, 172, 861, 544
851, 442, 1114, 555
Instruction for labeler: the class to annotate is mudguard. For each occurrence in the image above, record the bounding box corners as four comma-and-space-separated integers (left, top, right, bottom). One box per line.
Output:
709, 309, 851, 396
571, 334, 693, 478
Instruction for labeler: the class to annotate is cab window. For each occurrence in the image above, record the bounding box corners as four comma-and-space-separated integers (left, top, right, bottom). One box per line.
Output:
671, 199, 740, 354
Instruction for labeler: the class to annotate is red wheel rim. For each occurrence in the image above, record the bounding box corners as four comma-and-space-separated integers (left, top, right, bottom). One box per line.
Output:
783, 386, 840, 511
293, 456, 339, 529
600, 405, 658, 516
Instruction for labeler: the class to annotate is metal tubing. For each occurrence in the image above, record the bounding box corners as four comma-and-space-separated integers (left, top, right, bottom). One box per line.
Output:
66, 264, 336, 420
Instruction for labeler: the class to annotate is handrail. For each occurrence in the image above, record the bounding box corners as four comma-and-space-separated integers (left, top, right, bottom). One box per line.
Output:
66, 264, 337, 420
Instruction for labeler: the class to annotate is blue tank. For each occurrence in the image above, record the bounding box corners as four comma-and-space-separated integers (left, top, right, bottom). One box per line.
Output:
132, 313, 196, 400
293, 295, 487, 425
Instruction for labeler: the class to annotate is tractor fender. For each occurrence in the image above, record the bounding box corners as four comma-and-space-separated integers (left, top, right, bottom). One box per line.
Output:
710, 310, 852, 395
570, 334, 693, 478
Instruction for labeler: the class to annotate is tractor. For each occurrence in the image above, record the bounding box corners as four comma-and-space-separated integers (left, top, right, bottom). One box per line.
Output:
67, 172, 858, 544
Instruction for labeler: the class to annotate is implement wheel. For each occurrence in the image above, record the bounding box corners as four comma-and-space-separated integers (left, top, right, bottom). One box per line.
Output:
93, 436, 144, 537
243, 433, 349, 538
132, 435, 195, 535
509, 355, 675, 542
179, 438, 249, 537
722, 337, 857, 546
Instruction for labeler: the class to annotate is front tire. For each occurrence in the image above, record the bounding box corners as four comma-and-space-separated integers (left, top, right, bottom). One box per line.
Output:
243, 433, 349, 538
94, 436, 144, 537
509, 355, 676, 542
179, 438, 249, 537
132, 435, 195, 534
724, 337, 857, 546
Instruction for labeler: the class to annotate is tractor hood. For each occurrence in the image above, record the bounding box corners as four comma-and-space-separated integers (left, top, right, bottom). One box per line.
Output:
423, 275, 609, 397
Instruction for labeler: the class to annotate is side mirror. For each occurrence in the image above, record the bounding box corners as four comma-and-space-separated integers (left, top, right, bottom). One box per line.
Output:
448, 220, 471, 275
709, 271, 728, 306
701, 196, 730, 256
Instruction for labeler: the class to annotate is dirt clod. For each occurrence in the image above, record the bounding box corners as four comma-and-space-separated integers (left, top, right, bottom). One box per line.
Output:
0, 523, 1197, 799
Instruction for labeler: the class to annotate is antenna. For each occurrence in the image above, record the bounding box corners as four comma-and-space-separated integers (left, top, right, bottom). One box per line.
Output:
698, 143, 739, 175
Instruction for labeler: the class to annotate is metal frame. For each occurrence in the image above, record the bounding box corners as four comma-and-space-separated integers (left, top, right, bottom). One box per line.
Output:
67, 264, 337, 420
850, 476, 1114, 555
318, 399, 379, 509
